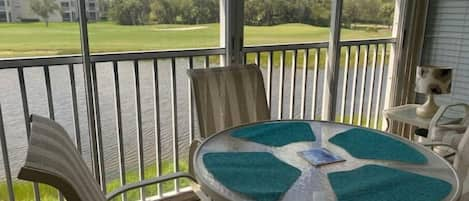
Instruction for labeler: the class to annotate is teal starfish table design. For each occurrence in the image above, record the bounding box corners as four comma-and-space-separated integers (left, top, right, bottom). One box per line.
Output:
193, 120, 460, 201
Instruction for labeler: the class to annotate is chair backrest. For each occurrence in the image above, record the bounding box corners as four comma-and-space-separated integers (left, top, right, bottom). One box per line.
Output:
455, 127, 469, 183
18, 115, 106, 201
462, 104, 469, 126
188, 64, 270, 139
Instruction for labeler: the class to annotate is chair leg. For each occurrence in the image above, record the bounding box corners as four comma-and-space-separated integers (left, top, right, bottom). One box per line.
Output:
192, 184, 212, 201
443, 152, 456, 159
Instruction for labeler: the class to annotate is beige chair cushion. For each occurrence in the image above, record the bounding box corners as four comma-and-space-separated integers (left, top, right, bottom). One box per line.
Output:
18, 115, 106, 201
188, 64, 270, 139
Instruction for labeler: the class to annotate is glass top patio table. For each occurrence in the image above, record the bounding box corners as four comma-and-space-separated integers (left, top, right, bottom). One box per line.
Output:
193, 120, 461, 201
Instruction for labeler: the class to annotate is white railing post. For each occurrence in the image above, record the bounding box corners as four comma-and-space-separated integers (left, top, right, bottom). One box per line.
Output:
321, 0, 343, 121
383, 0, 409, 129
220, 0, 244, 66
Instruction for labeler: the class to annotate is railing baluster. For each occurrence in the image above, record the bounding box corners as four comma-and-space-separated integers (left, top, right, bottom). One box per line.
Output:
43, 66, 55, 120
340, 47, 351, 123
112, 61, 127, 201
358, 45, 369, 126
278, 50, 286, 119
18, 68, 30, 138
152, 59, 163, 197
366, 44, 379, 127
68, 64, 82, 153
244, 53, 248, 65
256, 52, 261, 66
205, 55, 210, 68
289, 50, 298, 119
43, 65, 64, 201
188, 57, 194, 143
18, 68, 41, 201
170, 57, 180, 192
322, 51, 330, 121
311, 48, 320, 120
267, 51, 273, 107
374, 44, 387, 129
349, 46, 360, 125
300, 49, 310, 119
91, 62, 106, 193
0, 104, 15, 201
133, 60, 145, 200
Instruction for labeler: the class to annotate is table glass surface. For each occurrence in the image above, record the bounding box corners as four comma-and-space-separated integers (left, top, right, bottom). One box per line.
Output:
193, 120, 460, 201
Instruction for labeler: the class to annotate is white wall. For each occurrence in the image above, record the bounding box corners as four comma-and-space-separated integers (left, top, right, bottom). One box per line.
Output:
421, 0, 469, 105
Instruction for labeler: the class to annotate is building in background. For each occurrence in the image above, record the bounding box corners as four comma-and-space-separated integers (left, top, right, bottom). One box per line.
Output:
0, 0, 11, 22
0, 0, 99, 22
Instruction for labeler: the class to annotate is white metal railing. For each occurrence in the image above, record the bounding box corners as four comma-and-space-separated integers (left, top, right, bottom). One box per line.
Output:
244, 38, 395, 126
0, 38, 395, 201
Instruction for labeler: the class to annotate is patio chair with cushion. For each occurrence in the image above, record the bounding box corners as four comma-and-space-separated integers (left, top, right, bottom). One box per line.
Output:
426, 127, 469, 201
187, 64, 271, 200
187, 64, 270, 139
428, 103, 469, 150
18, 114, 197, 201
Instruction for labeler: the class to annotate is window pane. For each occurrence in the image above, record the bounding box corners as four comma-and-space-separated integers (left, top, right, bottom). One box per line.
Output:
0, 1, 82, 57
243, 0, 332, 119
340, 0, 394, 41
0, 11, 6, 22
336, 0, 395, 125
88, 0, 220, 53
244, 0, 331, 45
85, 0, 222, 197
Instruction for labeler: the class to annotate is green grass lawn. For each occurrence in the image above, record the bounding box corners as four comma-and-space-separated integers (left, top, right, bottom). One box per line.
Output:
0, 22, 391, 58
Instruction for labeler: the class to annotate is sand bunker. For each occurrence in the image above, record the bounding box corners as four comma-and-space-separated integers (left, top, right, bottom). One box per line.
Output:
153, 26, 207, 31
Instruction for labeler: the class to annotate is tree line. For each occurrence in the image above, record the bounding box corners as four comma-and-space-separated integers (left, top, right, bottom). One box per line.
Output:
28, 0, 394, 28
106, 0, 394, 27
106, 0, 218, 25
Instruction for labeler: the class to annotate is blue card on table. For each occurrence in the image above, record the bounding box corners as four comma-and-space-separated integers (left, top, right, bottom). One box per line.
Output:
298, 148, 345, 166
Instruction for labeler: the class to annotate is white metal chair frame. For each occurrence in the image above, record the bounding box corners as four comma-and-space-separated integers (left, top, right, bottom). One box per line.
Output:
17, 114, 197, 201
430, 103, 469, 134
427, 104, 469, 157
425, 127, 469, 201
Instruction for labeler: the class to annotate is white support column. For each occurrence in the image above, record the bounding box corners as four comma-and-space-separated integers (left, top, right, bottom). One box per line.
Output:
383, 0, 409, 127
220, 0, 244, 66
321, 0, 343, 121
5, 0, 11, 22
6, 12, 10, 23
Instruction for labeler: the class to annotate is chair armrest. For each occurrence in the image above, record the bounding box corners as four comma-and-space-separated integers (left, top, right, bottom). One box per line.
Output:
189, 139, 203, 177
438, 125, 467, 133
106, 172, 196, 201
430, 104, 467, 128
422, 142, 457, 150
423, 143, 457, 159
430, 105, 452, 128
